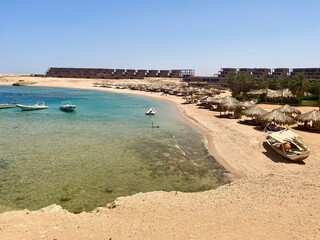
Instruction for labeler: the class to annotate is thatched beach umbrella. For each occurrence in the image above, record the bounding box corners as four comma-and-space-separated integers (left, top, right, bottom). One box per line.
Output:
195, 90, 207, 96
205, 96, 220, 103
198, 96, 209, 104
211, 96, 222, 105
239, 101, 255, 109
295, 109, 320, 127
219, 97, 240, 111
275, 104, 301, 116
246, 88, 293, 98
182, 95, 198, 104
177, 88, 188, 95
218, 97, 241, 116
241, 105, 267, 119
267, 89, 293, 98
206, 88, 219, 95
258, 110, 296, 126
246, 89, 267, 95
186, 87, 195, 94
206, 96, 222, 110
182, 95, 192, 100
199, 95, 208, 101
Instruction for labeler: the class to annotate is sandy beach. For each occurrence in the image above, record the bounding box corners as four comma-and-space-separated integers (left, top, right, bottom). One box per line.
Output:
0, 75, 320, 239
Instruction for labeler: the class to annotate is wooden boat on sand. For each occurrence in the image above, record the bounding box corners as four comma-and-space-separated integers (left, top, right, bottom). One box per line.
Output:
265, 129, 310, 161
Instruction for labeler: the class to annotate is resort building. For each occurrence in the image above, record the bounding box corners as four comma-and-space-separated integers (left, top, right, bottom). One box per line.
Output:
289, 68, 320, 80
252, 68, 271, 79
214, 68, 237, 87
269, 68, 290, 79
46, 67, 194, 79
183, 68, 236, 87
190, 67, 320, 88
45, 66, 320, 88
238, 68, 253, 75
183, 76, 220, 85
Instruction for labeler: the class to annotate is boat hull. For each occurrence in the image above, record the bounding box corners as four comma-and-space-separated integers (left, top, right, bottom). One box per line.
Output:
60, 101, 76, 112
265, 129, 310, 162
60, 106, 76, 112
16, 104, 48, 111
0, 104, 16, 109
267, 141, 310, 161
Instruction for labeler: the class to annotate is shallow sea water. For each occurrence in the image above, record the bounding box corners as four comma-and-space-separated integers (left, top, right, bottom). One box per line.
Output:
0, 86, 229, 213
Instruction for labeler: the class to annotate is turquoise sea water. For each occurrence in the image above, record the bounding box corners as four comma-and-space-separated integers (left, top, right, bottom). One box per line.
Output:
0, 86, 229, 213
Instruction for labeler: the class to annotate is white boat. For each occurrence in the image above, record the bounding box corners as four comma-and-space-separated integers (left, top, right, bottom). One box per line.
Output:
145, 108, 156, 115
16, 101, 48, 111
59, 101, 76, 112
0, 103, 16, 109
265, 129, 310, 161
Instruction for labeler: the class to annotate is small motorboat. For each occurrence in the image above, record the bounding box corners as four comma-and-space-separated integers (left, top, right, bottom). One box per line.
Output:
145, 108, 156, 115
59, 101, 76, 112
265, 129, 310, 161
16, 101, 48, 111
0, 102, 16, 109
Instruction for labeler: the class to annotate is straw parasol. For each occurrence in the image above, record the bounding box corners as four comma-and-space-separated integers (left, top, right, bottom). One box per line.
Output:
239, 101, 255, 109
182, 95, 192, 100
182, 95, 197, 104
258, 110, 296, 126
194, 90, 207, 96
199, 96, 208, 102
218, 97, 241, 115
246, 88, 293, 98
207, 96, 223, 110
210, 96, 222, 105
218, 97, 241, 117
241, 105, 267, 119
205, 96, 220, 103
295, 109, 320, 127
275, 104, 301, 116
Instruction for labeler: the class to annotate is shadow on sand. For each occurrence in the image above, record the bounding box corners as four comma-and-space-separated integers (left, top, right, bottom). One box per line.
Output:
292, 126, 320, 134
252, 125, 265, 132
215, 114, 240, 119
237, 119, 261, 126
262, 142, 306, 165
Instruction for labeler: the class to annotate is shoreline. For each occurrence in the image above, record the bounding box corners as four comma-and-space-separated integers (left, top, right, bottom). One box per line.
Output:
1, 75, 320, 239
0, 77, 244, 179
94, 87, 244, 180
1, 76, 319, 178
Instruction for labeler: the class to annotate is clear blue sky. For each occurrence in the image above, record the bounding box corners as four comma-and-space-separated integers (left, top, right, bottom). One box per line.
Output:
1, 0, 320, 75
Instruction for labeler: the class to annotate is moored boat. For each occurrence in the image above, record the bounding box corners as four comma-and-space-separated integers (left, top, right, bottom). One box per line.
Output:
265, 129, 310, 161
145, 108, 156, 115
0, 103, 16, 109
59, 101, 76, 112
16, 101, 48, 111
